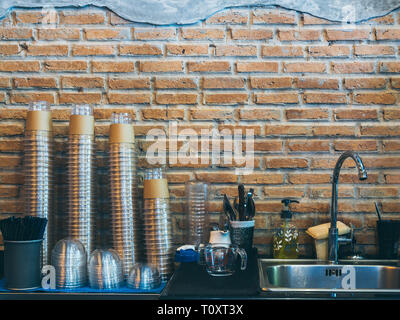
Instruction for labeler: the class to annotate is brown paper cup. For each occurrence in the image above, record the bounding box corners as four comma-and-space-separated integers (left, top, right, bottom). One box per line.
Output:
26, 110, 52, 132
109, 124, 134, 144
69, 115, 94, 135
143, 179, 169, 199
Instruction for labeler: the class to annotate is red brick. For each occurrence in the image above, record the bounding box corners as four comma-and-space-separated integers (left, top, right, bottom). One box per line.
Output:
108, 93, 150, 104
304, 92, 347, 104
240, 173, 284, 184
37, 28, 80, 40
0, 61, 40, 72
240, 109, 281, 121
0, 156, 21, 168
72, 45, 114, 56
262, 45, 303, 57
190, 108, 233, 120
353, 92, 396, 105
252, 9, 296, 25
180, 28, 225, 40
59, 92, 102, 104
326, 29, 371, 40
334, 140, 377, 151
359, 187, 398, 198
0, 28, 32, 40
155, 77, 197, 89
218, 124, 261, 136
311, 125, 355, 136
335, 109, 378, 120
10, 92, 55, 104
383, 108, 400, 120
13, 77, 57, 88
134, 28, 176, 40
344, 78, 387, 89
15, 11, 57, 24
376, 28, 400, 40
384, 174, 400, 183
360, 125, 400, 136
215, 45, 257, 56
302, 14, 337, 25
284, 62, 326, 73
203, 77, 245, 89
205, 93, 248, 105
265, 125, 309, 136
26, 44, 68, 56
308, 45, 351, 57
253, 140, 283, 152
380, 62, 400, 73
250, 77, 292, 89
288, 140, 330, 152
93, 108, 136, 121
391, 78, 400, 88
231, 29, 273, 40
60, 12, 105, 24
194, 172, 238, 183
85, 28, 130, 40
44, 60, 87, 72
108, 77, 150, 89
367, 15, 395, 25
0, 45, 20, 56
354, 45, 395, 56
286, 109, 329, 120
187, 61, 230, 73
167, 44, 209, 56
278, 29, 320, 41
156, 93, 197, 105
139, 61, 182, 73
332, 62, 374, 74
236, 62, 278, 73
310, 158, 356, 169
265, 157, 308, 168
206, 10, 248, 24
264, 187, 305, 198
295, 77, 339, 89
309, 186, 354, 199
255, 92, 298, 104
288, 173, 331, 184
119, 44, 162, 56
92, 61, 134, 73
61, 76, 104, 89
0, 123, 24, 136
0, 77, 10, 88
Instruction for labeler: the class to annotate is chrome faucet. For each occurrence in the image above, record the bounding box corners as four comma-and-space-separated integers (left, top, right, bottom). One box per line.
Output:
328, 151, 368, 264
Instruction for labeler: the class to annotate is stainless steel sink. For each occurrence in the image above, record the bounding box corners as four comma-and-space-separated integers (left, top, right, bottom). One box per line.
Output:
259, 259, 400, 294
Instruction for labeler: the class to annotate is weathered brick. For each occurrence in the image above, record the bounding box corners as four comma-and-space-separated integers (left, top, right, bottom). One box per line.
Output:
304, 92, 347, 104
215, 45, 257, 56
288, 173, 331, 184
93, 108, 136, 121
264, 187, 305, 198
240, 173, 284, 184
236, 62, 278, 73
309, 186, 354, 199
26, 44, 68, 56
0, 61, 40, 72
85, 28, 130, 40
61, 76, 104, 89
359, 187, 398, 198
255, 92, 298, 104
284, 62, 326, 73
0, 77, 10, 88
302, 14, 337, 25
92, 61, 134, 73
278, 29, 320, 41
334, 140, 377, 151
265, 125, 309, 136
203, 77, 245, 89
250, 77, 292, 89
354, 45, 395, 56
360, 125, 400, 136
44, 60, 87, 72
288, 140, 330, 152
376, 28, 400, 40
240, 109, 281, 120
0, 123, 24, 136
108, 93, 150, 104
326, 29, 371, 40
119, 44, 162, 56
0, 45, 20, 56
156, 93, 197, 105
335, 109, 378, 120
108, 77, 150, 90
72, 44, 115, 56
0, 28, 32, 40
308, 45, 351, 57
383, 108, 400, 120
252, 9, 296, 25
139, 61, 182, 73
167, 44, 209, 56
59, 92, 102, 104
332, 62, 375, 74
295, 77, 339, 89
262, 45, 303, 57
13, 77, 57, 88
187, 61, 230, 73
190, 108, 234, 120
205, 93, 248, 105
180, 28, 225, 40
312, 125, 355, 136
142, 108, 184, 120
15, 11, 57, 24
134, 28, 176, 40
218, 124, 261, 136
344, 78, 387, 89
286, 109, 329, 120
10, 92, 55, 104
59, 12, 105, 25
380, 62, 400, 73
206, 10, 248, 24
265, 157, 308, 168
155, 77, 197, 89
231, 29, 273, 40
37, 28, 80, 40
353, 92, 396, 105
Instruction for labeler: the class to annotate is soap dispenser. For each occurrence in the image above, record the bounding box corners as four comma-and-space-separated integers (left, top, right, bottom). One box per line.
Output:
273, 198, 300, 259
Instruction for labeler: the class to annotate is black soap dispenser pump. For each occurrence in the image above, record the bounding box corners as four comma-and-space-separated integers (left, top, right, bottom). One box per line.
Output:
273, 198, 300, 259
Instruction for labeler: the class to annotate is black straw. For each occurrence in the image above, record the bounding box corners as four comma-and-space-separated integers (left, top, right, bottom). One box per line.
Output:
374, 202, 382, 221
0, 216, 47, 241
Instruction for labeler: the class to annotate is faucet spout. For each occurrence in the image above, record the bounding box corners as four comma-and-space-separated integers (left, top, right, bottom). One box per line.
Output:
328, 151, 367, 264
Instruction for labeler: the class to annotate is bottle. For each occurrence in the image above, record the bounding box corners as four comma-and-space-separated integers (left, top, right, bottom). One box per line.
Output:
273, 198, 300, 259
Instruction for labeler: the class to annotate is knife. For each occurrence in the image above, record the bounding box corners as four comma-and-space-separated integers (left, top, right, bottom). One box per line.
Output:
223, 194, 236, 221
238, 184, 245, 221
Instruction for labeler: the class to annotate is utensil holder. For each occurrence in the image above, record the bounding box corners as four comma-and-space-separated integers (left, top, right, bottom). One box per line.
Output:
377, 220, 400, 259
23, 101, 53, 266
229, 220, 255, 254
4, 239, 43, 290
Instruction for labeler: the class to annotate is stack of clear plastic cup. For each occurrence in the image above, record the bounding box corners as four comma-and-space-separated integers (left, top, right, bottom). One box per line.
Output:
185, 181, 209, 246
109, 113, 141, 280
143, 167, 174, 282
88, 249, 123, 289
51, 238, 87, 289
23, 101, 53, 266
67, 105, 95, 256
127, 263, 161, 290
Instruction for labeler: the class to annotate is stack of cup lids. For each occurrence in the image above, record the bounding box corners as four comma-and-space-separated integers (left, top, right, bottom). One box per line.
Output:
88, 249, 124, 289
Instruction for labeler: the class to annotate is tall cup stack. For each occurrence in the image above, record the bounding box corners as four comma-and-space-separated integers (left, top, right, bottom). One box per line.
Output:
66, 105, 95, 257
143, 167, 174, 282
23, 101, 53, 266
109, 112, 141, 280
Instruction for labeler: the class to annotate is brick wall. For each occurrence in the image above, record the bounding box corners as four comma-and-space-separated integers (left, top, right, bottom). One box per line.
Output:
0, 6, 399, 257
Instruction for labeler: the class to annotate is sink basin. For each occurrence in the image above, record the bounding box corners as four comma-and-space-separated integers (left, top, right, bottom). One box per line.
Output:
259, 259, 400, 294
